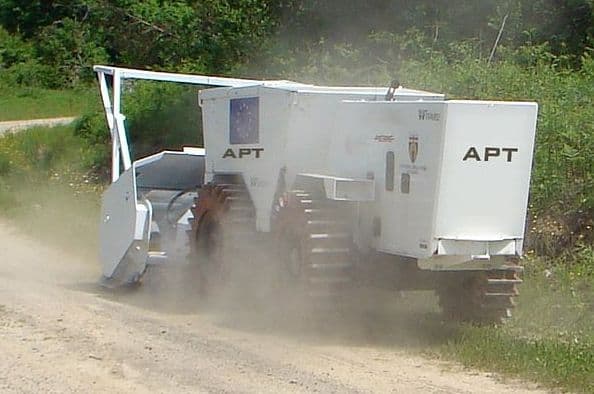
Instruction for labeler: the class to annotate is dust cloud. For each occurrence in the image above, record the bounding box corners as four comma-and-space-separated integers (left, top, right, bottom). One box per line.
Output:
108, 228, 452, 350
0, 218, 542, 393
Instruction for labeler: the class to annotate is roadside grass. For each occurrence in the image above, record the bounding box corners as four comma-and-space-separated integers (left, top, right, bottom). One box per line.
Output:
0, 124, 102, 256
0, 87, 99, 121
434, 256, 594, 393
440, 328, 593, 392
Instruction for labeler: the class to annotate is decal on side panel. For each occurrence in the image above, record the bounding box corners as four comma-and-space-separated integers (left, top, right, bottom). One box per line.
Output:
418, 109, 441, 121
462, 147, 518, 162
374, 134, 395, 143
222, 147, 264, 159
230, 97, 259, 144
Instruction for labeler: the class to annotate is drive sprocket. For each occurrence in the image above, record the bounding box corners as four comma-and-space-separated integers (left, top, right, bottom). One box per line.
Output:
188, 174, 257, 293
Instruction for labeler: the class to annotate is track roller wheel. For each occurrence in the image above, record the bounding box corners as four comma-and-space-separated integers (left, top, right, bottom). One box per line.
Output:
437, 265, 522, 324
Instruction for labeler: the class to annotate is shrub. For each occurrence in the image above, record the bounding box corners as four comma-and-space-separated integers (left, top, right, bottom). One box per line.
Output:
0, 152, 10, 175
34, 18, 108, 88
75, 81, 203, 176
0, 26, 33, 68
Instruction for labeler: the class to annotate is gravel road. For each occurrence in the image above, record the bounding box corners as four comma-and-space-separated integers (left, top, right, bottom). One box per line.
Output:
0, 222, 545, 393
0, 117, 76, 135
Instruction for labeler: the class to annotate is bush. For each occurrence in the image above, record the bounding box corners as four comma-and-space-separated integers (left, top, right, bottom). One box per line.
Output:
75, 81, 203, 176
0, 26, 54, 88
0, 152, 10, 176
0, 26, 33, 68
0, 17, 108, 89
0, 61, 57, 88
34, 18, 108, 88
124, 81, 203, 158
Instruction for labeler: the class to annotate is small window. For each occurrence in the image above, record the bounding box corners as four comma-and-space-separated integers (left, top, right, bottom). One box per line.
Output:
385, 151, 395, 191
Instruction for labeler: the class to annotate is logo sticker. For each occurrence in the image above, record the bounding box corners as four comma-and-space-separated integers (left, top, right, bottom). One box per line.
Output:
462, 146, 518, 162
418, 109, 440, 121
408, 135, 419, 163
374, 134, 395, 143
222, 147, 264, 159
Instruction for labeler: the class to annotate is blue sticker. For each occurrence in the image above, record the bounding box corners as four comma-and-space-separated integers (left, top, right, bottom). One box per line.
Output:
230, 97, 259, 144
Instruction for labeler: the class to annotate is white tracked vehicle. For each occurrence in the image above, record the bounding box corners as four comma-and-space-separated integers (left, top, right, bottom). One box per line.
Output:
95, 65, 538, 323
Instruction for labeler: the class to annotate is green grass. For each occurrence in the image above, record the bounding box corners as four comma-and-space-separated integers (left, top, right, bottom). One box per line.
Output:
0, 87, 99, 121
440, 326, 593, 392
0, 124, 102, 255
434, 257, 594, 393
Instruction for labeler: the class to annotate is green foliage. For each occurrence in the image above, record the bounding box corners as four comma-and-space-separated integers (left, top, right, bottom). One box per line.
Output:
123, 81, 202, 158
0, 125, 100, 251
0, 26, 33, 67
74, 81, 202, 176
74, 111, 110, 177
0, 151, 10, 175
0, 26, 51, 87
0, 60, 55, 88
441, 326, 594, 392
0, 124, 102, 218
0, 88, 98, 121
34, 18, 108, 87
0, 0, 280, 87
0, 0, 71, 38
1, 1, 593, 89
0, 125, 81, 172
271, 0, 593, 65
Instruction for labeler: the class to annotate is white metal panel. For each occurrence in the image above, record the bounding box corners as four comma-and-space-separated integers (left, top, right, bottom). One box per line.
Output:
134, 150, 205, 190
200, 86, 293, 231
437, 239, 517, 256
433, 101, 538, 243
297, 173, 375, 201
285, 94, 343, 183
330, 177, 375, 201
99, 167, 138, 277
333, 101, 446, 258
134, 203, 149, 240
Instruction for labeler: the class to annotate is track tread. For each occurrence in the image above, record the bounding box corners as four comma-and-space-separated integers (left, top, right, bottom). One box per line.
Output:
278, 189, 356, 298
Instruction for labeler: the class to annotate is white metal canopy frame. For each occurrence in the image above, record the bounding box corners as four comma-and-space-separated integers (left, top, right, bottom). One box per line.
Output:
93, 65, 431, 183
93, 65, 263, 182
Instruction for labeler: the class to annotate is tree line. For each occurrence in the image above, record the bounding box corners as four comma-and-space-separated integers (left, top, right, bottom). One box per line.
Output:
0, 0, 592, 87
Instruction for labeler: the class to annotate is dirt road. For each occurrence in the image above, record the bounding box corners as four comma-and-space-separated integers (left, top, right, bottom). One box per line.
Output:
0, 221, 544, 393
0, 117, 76, 135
